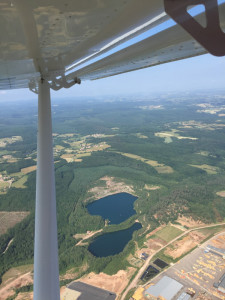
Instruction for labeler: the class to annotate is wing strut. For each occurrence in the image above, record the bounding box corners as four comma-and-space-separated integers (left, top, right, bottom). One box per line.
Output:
164, 0, 225, 56
33, 79, 60, 300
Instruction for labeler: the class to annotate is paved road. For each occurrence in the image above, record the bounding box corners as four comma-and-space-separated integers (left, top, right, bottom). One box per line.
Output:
120, 222, 225, 300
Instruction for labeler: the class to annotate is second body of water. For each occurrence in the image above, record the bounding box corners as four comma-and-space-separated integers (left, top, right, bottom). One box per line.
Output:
88, 222, 142, 257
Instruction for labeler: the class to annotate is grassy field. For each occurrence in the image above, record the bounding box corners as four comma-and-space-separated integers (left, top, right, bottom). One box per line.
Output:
21, 166, 37, 174
189, 164, 219, 174
197, 224, 225, 236
115, 152, 174, 174
153, 225, 183, 243
12, 176, 28, 189
0, 181, 10, 194
155, 129, 198, 141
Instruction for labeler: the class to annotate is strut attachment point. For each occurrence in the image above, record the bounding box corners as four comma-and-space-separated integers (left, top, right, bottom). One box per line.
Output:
164, 0, 225, 56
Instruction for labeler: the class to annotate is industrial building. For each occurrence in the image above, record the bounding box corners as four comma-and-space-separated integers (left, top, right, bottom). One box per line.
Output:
145, 276, 183, 300
206, 245, 225, 258
214, 272, 225, 294
176, 292, 191, 300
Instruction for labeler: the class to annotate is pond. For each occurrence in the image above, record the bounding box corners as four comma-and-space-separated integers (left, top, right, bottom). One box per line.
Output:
87, 192, 137, 224
88, 222, 142, 257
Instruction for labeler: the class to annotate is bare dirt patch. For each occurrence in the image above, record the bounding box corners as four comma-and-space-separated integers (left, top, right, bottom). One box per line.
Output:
216, 191, 225, 197
79, 267, 136, 297
177, 215, 206, 228
0, 211, 30, 236
21, 165, 37, 174
140, 237, 167, 255
144, 184, 160, 191
87, 176, 135, 201
60, 265, 88, 281
164, 231, 206, 259
15, 292, 33, 300
0, 270, 33, 300
74, 229, 103, 246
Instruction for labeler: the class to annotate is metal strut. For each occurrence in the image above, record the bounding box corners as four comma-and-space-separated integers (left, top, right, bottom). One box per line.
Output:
33, 79, 60, 300
164, 0, 225, 56
29, 76, 81, 93
49, 75, 81, 91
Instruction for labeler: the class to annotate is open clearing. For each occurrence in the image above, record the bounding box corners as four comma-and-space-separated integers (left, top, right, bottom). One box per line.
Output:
164, 231, 206, 259
216, 190, 225, 197
60, 142, 110, 162
0, 136, 23, 148
152, 225, 183, 243
155, 129, 198, 142
21, 166, 37, 174
79, 267, 136, 297
189, 164, 219, 174
87, 176, 135, 201
115, 152, 173, 174
177, 120, 225, 131
74, 229, 103, 246
12, 176, 28, 189
0, 265, 33, 300
144, 184, 160, 191
0, 211, 30, 236
176, 215, 206, 228
133, 133, 148, 139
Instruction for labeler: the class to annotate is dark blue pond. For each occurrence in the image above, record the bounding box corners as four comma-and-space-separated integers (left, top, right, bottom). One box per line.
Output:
88, 222, 142, 257
87, 192, 137, 224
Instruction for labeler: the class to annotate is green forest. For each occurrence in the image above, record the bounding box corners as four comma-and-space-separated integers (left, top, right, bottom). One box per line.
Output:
1, 93, 225, 284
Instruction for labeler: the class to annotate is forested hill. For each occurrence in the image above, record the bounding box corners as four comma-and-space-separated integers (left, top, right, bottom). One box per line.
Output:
1, 92, 225, 283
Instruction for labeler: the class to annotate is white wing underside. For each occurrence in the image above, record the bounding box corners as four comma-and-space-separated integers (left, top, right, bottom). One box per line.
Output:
0, 0, 225, 90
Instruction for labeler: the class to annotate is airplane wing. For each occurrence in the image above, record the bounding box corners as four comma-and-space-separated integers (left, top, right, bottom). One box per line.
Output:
0, 0, 224, 91
1, 2, 225, 300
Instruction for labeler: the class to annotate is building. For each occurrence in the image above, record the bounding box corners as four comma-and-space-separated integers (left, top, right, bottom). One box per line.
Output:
140, 252, 149, 260
176, 292, 191, 300
214, 273, 225, 294
145, 276, 183, 300
207, 245, 225, 258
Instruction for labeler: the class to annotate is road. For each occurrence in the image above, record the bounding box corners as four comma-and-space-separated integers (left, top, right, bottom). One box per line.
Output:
120, 222, 225, 300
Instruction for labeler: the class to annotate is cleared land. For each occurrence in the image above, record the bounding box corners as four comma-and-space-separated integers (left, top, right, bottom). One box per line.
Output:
176, 215, 206, 228
79, 268, 136, 297
152, 225, 183, 243
133, 133, 148, 139
0, 211, 30, 236
216, 191, 225, 197
87, 176, 135, 202
0, 136, 23, 148
164, 231, 206, 259
189, 164, 219, 174
115, 152, 173, 174
74, 229, 103, 246
0, 265, 33, 300
12, 175, 28, 189
155, 129, 198, 142
144, 184, 160, 191
21, 166, 37, 174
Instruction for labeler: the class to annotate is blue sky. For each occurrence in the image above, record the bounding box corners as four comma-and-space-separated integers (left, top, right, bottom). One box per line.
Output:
0, 2, 225, 102
1, 53, 224, 102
